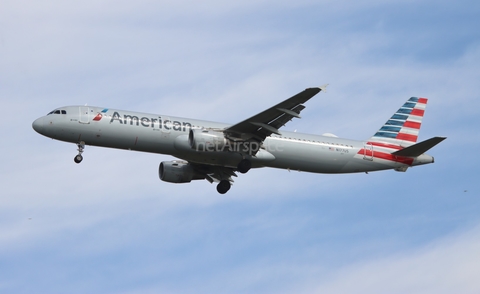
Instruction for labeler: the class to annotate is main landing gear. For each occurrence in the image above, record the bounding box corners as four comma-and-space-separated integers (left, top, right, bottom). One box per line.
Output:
216, 159, 251, 194
216, 180, 231, 194
237, 159, 251, 174
214, 159, 251, 194
74, 141, 85, 164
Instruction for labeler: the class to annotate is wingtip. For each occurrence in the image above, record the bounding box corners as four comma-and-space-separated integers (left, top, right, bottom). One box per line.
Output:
319, 84, 329, 92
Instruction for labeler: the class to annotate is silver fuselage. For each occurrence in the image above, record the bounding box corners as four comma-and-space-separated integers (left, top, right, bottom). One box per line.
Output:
32, 105, 434, 174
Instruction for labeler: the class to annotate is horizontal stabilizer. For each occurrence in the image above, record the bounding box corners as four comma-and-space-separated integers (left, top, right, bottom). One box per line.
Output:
392, 137, 446, 157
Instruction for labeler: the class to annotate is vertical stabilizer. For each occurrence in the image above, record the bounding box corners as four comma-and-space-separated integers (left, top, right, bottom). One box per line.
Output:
369, 97, 427, 147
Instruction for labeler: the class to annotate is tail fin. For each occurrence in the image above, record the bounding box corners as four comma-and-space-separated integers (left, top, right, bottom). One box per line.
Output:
369, 97, 428, 147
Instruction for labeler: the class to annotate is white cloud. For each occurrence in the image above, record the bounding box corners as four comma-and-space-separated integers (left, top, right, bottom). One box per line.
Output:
307, 225, 480, 294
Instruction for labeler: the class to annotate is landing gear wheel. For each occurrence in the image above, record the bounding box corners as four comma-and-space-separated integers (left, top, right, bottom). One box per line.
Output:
237, 159, 251, 174
74, 154, 83, 164
74, 141, 85, 164
216, 180, 231, 194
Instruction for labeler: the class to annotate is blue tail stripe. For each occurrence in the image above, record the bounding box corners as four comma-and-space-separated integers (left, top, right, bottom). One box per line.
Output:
380, 126, 402, 132
391, 114, 408, 120
408, 97, 419, 102
397, 108, 413, 115
386, 120, 405, 126
374, 132, 398, 138
402, 102, 416, 108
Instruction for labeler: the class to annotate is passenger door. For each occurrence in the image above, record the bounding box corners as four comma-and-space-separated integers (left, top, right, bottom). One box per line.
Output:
79, 107, 90, 124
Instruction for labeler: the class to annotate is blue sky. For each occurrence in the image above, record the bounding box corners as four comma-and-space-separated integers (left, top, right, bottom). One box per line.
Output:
1, 0, 479, 293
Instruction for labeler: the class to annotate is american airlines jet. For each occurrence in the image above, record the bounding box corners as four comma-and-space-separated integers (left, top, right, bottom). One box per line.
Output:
32, 86, 445, 194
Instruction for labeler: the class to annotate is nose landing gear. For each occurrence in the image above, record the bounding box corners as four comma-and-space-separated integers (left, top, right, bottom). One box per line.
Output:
74, 141, 85, 164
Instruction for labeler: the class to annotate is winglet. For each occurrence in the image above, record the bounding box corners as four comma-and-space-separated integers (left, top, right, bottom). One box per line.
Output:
319, 84, 329, 92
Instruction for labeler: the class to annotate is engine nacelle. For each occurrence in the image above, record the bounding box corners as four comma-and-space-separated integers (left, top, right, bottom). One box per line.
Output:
159, 161, 204, 183
189, 129, 228, 152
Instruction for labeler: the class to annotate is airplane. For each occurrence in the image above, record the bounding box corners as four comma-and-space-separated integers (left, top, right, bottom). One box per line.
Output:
32, 85, 446, 194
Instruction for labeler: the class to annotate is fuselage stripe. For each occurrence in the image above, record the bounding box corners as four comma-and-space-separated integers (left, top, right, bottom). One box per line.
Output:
367, 142, 403, 150
358, 149, 414, 165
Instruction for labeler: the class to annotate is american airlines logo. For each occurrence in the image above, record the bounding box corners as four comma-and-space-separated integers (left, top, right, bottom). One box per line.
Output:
93, 109, 108, 121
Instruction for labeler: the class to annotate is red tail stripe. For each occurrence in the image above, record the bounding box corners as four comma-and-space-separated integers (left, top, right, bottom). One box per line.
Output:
396, 133, 418, 142
418, 98, 428, 104
411, 109, 425, 117
403, 121, 421, 129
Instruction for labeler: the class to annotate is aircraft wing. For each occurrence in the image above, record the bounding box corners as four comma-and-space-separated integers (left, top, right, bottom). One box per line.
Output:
224, 85, 327, 141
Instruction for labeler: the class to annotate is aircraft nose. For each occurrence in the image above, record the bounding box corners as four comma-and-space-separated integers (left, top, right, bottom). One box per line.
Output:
32, 117, 44, 134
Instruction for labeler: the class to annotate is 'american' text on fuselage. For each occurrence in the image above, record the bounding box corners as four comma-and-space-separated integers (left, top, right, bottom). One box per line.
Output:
109, 111, 193, 132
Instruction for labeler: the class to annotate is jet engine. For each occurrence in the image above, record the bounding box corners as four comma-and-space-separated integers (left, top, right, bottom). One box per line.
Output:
159, 161, 204, 183
188, 129, 228, 152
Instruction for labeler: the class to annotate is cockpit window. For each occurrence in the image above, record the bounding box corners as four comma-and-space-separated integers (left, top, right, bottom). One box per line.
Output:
47, 109, 67, 115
